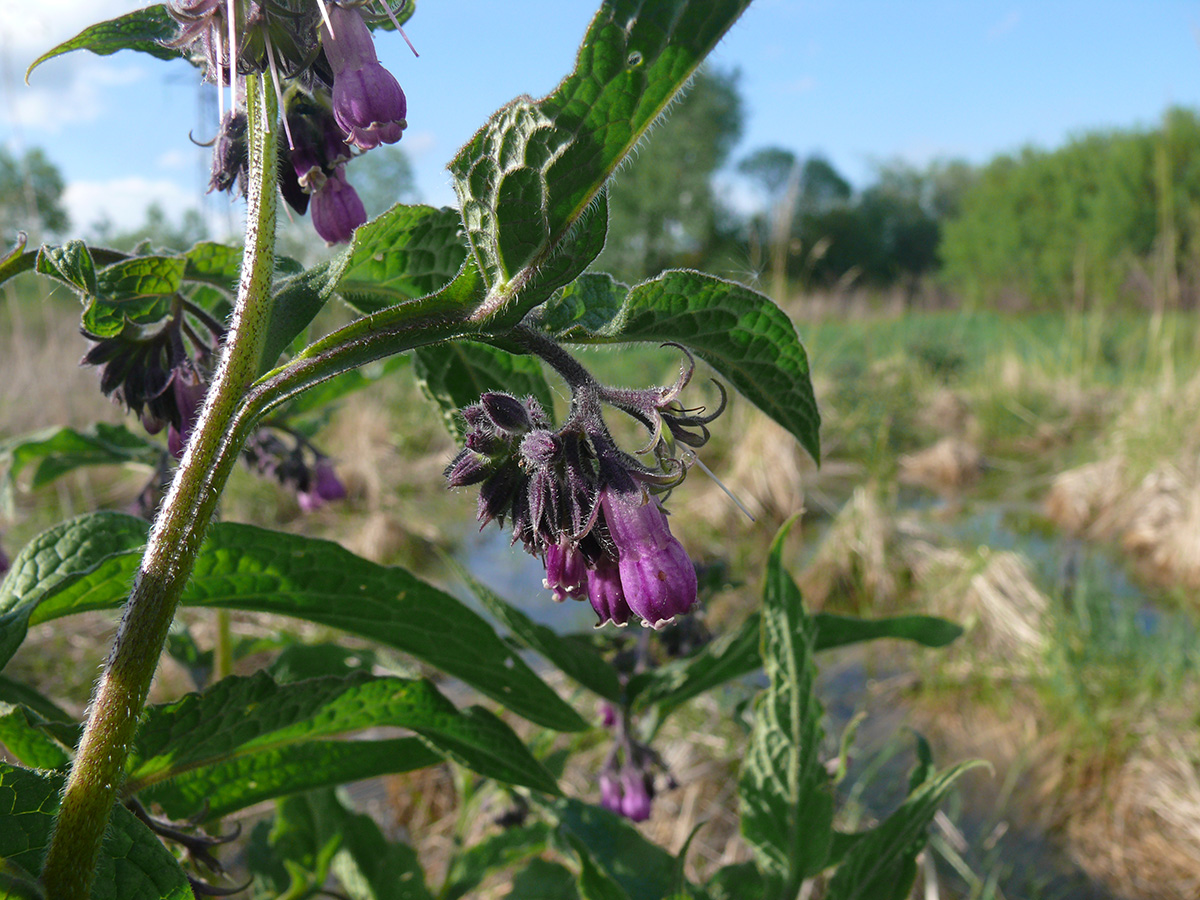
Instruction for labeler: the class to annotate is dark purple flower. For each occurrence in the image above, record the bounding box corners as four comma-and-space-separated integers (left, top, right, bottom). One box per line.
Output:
544, 540, 587, 603
619, 768, 653, 822
600, 485, 697, 629
586, 557, 633, 627
310, 164, 366, 244
167, 365, 207, 459
322, 4, 407, 150
298, 460, 348, 512
208, 110, 248, 195
599, 772, 622, 814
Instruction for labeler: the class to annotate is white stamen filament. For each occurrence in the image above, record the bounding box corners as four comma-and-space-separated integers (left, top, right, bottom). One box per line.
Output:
316, 0, 335, 39
681, 448, 756, 522
263, 29, 292, 147
378, 0, 419, 56
226, 0, 238, 110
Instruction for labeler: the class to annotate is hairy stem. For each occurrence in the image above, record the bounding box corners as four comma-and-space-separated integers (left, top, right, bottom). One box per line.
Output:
40, 73, 280, 900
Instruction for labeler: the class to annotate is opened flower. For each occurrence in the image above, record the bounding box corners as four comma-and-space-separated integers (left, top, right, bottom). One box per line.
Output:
321, 3, 408, 150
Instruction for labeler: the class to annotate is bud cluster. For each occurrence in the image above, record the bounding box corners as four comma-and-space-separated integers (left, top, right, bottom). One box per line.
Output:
445, 340, 723, 630
174, 0, 412, 244
243, 429, 348, 512
596, 703, 673, 822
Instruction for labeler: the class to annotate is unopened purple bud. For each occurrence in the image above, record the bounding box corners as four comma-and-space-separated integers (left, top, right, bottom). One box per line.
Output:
167, 368, 207, 459
520, 430, 559, 466
323, 5, 407, 150
445, 450, 490, 487
599, 772, 622, 814
600, 703, 617, 729
619, 768, 653, 822
310, 165, 366, 245
544, 540, 587, 602
601, 487, 697, 629
586, 556, 632, 627
313, 461, 347, 502
480, 392, 532, 433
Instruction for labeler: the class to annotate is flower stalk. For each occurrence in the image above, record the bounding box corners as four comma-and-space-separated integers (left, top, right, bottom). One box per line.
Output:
40, 71, 281, 900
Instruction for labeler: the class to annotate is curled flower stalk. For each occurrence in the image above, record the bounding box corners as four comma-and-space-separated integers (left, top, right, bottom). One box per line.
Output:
445, 329, 723, 629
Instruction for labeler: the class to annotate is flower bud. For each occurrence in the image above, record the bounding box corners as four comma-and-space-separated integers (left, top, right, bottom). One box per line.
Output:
310, 164, 366, 244
619, 768, 653, 822
586, 557, 632, 627
480, 392, 532, 433
544, 540, 587, 602
322, 4, 407, 150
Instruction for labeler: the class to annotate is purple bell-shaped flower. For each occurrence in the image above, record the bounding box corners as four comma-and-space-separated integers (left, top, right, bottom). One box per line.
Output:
322, 4, 407, 150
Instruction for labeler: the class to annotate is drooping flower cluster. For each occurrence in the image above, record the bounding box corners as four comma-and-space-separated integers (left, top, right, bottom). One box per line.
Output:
171, 0, 413, 244
445, 339, 723, 629
82, 302, 224, 460
243, 429, 348, 512
595, 703, 673, 822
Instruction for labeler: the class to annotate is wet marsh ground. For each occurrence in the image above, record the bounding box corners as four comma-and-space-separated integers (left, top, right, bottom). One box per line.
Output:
5, 277, 1200, 898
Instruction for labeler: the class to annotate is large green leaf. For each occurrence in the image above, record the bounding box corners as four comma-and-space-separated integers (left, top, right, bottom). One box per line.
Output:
0, 763, 191, 900
450, 0, 751, 320
0, 675, 72, 724
413, 341, 556, 438
545, 269, 820, 462
548, 798, 678, 900
0, 423, 162, 512
738, 521, 833, 890
441, 823, 553, 900
26, 5, 180, 77
0, 704, 72, 770
457, 567, 621, 702
35, 241, 96, 296
567, 833, 634, 900
338, 205, 470, 313
0, 514, 587, 733
259, 255, 351, 373
142, 738, 439, 821
126, 671, 558, 802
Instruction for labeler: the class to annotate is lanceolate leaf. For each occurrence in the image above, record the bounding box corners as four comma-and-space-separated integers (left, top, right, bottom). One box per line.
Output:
739, 520, 833, 889
413, 341, 556, 438
26, 5, 180, 78
546, 269, 820, 462
126, 671, 559, 799
548, 798, 677, 900
441, 823, 554, 900
824, 757, 986, 900
142, 738, 440, 821
457, 566, 621, 702
0, 515, 587, 733
0, 763, 192, 900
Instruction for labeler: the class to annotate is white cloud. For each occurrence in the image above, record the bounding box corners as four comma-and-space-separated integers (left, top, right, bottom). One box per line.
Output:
64, 175, 197, 233
987, 10, 1022, 41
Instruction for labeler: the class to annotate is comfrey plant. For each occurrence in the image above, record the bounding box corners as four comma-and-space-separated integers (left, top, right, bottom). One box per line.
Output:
0, 2, 974, 899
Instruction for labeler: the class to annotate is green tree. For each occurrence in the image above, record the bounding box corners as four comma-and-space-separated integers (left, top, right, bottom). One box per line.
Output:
596, 67, 744, 282
0, 147, 69, 244
93, 202, 208, 253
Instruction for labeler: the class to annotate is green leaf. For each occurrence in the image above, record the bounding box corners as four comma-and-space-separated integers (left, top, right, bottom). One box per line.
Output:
0, 675, 72, 724
0, 424, 162, 511
457, 566, 621, 702
0, 515, 588, 733
548, 798, 677, 900
0, 763, 192, 900
141, 738, 441, 822
545, 270, 820, 461
329, 795, 434, 900
450, 0, 751, 321
539, 272, 627, 339
259, 255, 351, 373
80, 256, 184, 335
181, 241, 242, 294
413, 341, 555, 437
738, 519, 833, 889
442, 823, 553, 900
0, 704, 72, 769
628, 612, 761, 717
824, 756, 986, 900
810, 613, 962, 652
26, 5, 180, 78
35, 241, 96, 296
567, 833, 634, 900
0, 513, 149, 666
509, 859, 580, 900
338, 205, 470, 313
704, 861, 765, 900
127, 671, 559, 801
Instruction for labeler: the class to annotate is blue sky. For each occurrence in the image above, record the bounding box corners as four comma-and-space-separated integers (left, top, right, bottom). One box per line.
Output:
3, 1, 1200, 236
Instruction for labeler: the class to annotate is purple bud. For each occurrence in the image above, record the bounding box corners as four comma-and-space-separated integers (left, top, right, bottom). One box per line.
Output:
310, 165, 367, 244
600, 703, 617, 729
544, 540, 587, 602
322, 5, 407, 150
619, 768, 653, 822
599, 772, 623, 814
480, 393, 532, 433
586, 556, 632, 627
445, 450, 490, 487
299, 460, 348, 512
167, 368, 207, 459
601, 487, 697, 629
520, 430, 559, 466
